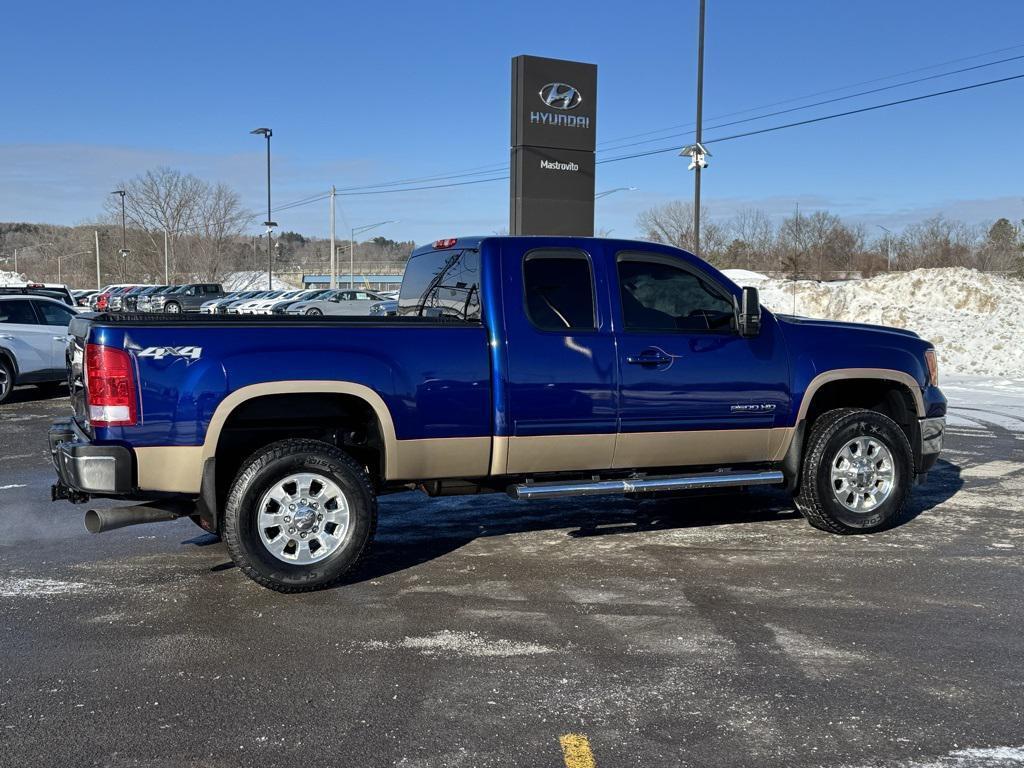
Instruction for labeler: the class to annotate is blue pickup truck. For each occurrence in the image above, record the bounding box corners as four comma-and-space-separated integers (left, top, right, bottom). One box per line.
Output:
49, 236, 946, 592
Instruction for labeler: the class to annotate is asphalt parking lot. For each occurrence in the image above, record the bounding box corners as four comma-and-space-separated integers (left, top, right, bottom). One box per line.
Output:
1, 385, 1022, 767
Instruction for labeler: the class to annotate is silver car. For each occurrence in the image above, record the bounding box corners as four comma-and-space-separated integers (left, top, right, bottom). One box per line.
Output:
0, 295, 75, 403
286, 289, 387, 316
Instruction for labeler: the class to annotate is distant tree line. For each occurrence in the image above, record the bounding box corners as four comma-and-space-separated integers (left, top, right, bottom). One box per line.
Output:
4, 166, 1023, 286
636, 201, 1024, 280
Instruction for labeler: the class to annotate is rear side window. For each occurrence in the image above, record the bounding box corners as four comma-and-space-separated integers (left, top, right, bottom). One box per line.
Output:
35, 301, 74, 326
399, 249, 481, 320
0, 299, 38, 325
523, 250, 595, 332
617, 253, 734, 332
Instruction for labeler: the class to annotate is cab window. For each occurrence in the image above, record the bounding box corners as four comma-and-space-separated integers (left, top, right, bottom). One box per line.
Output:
617, 252, 734, 332
523, 249, 595, 332
398, 248, 481, 320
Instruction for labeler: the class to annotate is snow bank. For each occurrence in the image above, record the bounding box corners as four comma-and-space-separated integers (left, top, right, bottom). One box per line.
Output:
724, 268, 1024, 378
221, 271, 296, 291
0, 269, 26, 283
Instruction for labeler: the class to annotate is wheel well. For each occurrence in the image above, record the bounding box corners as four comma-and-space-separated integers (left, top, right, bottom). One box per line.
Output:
212, 392, 385, 510
784, 378, 920, 492
804, 378, 918, 435
0, 349, 17, 378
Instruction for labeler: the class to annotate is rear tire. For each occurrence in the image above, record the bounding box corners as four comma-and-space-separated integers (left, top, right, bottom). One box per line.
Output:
0, 359, 13, 404
223, 439, 377, 592
794, 408, 913, 534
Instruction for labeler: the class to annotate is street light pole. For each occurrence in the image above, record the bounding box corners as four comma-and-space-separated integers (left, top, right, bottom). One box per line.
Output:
250, 128, 276, 290
876, 224, 894, 271
111, 190, 129, 276
693, 0, 706, 258
329, 186, 337, 289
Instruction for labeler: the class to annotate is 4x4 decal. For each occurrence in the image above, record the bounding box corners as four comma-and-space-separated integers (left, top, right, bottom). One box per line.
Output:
137, 346, 203, 363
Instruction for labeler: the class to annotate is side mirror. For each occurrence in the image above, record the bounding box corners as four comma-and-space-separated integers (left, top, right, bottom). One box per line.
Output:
737, 286, 762, 338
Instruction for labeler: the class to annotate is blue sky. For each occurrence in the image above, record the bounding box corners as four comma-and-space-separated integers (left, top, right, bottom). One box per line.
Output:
2, 0, 1023, 245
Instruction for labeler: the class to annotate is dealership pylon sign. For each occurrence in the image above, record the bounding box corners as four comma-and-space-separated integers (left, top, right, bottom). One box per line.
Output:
510, 55, 597, 236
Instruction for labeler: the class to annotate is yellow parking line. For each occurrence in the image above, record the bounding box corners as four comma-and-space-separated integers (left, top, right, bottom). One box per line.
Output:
560, 733, 596, 768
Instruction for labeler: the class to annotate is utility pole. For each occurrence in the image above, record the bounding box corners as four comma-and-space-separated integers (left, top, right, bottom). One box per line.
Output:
876, 224, 892, 272
164, 229, 169, 284
13, 248, 17, 274
250, 128, 276, 290
350, 227, 356, 290
329, 186, 337, 289
693, 0, 706, 258
94, 230, 101, 290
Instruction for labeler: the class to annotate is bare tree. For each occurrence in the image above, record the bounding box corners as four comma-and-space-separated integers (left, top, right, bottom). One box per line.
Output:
635, 200, 726, 261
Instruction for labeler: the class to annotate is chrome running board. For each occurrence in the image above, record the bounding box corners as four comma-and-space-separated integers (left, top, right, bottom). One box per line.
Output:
508, 470, 784, 501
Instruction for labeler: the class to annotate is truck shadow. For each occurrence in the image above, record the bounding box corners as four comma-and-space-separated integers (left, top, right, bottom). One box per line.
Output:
339, 458, 963, 585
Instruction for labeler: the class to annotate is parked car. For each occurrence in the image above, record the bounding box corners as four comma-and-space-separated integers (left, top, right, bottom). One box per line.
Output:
131, 285, 171, 312
200, 291, 254, 314
72, 290, 99, 308
228, 290, 287, 314
112, 285, 160, 312
271, 289, 334, 315
368, 299, 398, 317
218, 291, 275, 314
0, 295, 75, 403
91, 284, 138, 312
49, 235, 946, 593
149, 283, 225, 313
0, 282, 76, 307
286, 289, 387, 316
237, 290, 308, 315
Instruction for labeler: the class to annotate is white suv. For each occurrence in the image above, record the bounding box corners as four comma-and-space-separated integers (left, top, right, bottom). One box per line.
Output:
0, 296, 75, 403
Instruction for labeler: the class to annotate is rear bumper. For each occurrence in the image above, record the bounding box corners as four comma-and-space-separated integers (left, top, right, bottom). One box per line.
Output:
49, 420, 132, 496
918, 415, 945, 473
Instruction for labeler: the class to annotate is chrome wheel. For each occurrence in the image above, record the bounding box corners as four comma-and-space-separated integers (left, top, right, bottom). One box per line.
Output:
829, 436, 895, 512
256, 472, 351, 564
305, 308, 322, 316
165, 302, 181, 314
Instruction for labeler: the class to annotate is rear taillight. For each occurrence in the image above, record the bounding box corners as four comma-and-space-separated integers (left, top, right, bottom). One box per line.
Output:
85, 343, 137, 426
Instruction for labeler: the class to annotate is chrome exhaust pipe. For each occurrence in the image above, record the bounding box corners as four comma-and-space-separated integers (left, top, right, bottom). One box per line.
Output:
85, 502, 189, 534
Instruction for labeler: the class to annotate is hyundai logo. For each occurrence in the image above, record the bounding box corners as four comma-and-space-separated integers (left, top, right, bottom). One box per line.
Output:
539, 82, 582, 110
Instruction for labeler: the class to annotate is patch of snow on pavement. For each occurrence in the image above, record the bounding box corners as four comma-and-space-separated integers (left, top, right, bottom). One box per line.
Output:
0, 577, 94, 598
853, 745, 1024, 767
365, 630, 554, 658
943, 376, 1024, 432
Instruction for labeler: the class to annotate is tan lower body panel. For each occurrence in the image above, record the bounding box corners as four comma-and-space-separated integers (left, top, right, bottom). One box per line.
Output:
391, 436, 492, 480
495, 433, 617, 475
612, 427, 794, 469
135, 446, 204, 494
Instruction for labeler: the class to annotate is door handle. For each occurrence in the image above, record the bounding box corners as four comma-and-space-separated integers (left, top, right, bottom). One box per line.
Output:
52, 336, 68, 341
626, 352, 672, 366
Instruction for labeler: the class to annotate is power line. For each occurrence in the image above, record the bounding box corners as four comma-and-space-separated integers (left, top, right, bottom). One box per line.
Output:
260, 70, 1024, 207
597, 71, 1024, 165
597, 41, 1024, 150
292, 43, 1024, 196
601, 52, 1024, 153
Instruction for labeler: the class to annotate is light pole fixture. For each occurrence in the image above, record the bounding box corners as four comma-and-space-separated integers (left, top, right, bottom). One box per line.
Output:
250, 127, 276, 289
349, 220, 398, 289
111, 190, 129, 261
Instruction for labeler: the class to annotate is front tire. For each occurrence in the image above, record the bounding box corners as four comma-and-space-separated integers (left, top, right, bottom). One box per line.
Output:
305, 307, 323, 316
165, 301, 181, 314
223, 439, 377, 592
794, 408, 913, 534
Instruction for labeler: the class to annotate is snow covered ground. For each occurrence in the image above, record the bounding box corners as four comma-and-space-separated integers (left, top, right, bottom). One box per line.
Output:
722, 267, 1024, 378
0, 269, 24, 283
943, 375, 1024, 432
